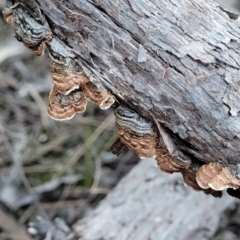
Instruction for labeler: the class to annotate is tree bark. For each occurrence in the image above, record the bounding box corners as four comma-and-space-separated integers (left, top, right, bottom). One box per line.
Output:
31, 0, 240, 171
73, 159, 234, 240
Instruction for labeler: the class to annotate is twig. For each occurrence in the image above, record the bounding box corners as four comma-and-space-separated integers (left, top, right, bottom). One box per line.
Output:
23, 84, 51, 130
90, 146, 102, 189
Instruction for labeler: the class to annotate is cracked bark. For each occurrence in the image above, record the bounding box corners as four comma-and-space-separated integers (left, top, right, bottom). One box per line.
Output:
34, 0, 240, 173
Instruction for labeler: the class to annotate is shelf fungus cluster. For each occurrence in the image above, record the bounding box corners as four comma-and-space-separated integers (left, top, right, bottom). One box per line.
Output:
113, 106, 200, 191
113, 106, 240, 197
4, 1, 240, 199
3, 1, 115, 121
46, 38, 115, 120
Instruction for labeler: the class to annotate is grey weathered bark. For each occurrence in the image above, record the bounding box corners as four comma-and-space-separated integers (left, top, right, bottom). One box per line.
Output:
34, 0, 240, 172
73, 159, 234, 240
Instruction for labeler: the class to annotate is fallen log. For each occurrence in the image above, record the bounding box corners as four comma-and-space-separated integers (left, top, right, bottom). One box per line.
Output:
74, 159, 234, 240
5, 0, 239, 195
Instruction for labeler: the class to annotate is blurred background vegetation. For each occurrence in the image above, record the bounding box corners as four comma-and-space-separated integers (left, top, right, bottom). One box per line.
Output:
0, 0, 240, 239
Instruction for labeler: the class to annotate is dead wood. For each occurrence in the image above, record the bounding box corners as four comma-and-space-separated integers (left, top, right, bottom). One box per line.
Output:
30, 0, 240, 173
74, 159, 234, 240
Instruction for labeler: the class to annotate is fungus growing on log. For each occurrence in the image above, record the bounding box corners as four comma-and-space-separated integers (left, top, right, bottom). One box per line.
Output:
3, 2, 52, 56
182, 169, 202, 191
114, 106, 158, 158
46, 38, 89, 95
155, 147, 181, 173
46, 37, 115, 110
47, 37, 115, 119
196, 162, 240, 191
48, 86, 88, 121
113, 105, 224, 197
82, 82, 115, 110
181, 169, 222, 197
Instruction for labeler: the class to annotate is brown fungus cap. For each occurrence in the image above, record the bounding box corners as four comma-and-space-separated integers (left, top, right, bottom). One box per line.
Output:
82, 82, 115, 109
49, 68, 115, 109
50, 69, 89, 95
47, 37, 115, 109
196, 162, 240, 191
181, 170, 202, 191
155, 147, 182, 173
117, 125, 158, 158
100, 95, 115, 110
114, 106, 158, 158
47, 38, 89, 95
182, 169, 222, 197
48, 85, 87, 121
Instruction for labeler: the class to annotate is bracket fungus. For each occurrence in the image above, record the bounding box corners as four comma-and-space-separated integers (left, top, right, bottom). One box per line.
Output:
156, 146, 208, 193
181, 169, 202, 191
46, 38, 115, 112
3, 1, 115, 120
46, 37, 115, 120
114, 105, 191, 171
113, 106, 224, 197
181, 168, 222, 197
46, 38, 89, 95
196, 162, 240, 191
82, 82, 115, 110
114, 106, 158, 158
48, 86, 88, 121
3, 1, 52, 56
155, 147, 182, 174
